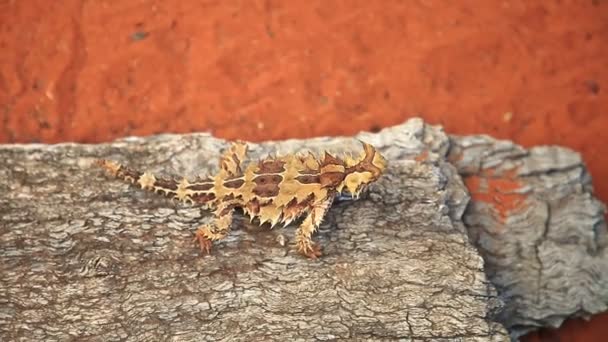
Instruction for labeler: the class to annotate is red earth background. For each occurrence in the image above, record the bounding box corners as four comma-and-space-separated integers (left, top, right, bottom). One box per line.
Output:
1, 1, 606, 340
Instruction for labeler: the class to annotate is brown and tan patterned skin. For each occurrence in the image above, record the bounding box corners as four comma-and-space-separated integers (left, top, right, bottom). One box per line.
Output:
95, 140, 387, 258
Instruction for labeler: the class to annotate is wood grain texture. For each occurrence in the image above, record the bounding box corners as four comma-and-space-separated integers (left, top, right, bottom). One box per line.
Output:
448, 134, 608, 340
1, 118, 606, 341
0, 119, 508, 341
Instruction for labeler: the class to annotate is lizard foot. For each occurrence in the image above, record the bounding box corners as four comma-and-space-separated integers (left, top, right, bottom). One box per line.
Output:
193, 228, 213, 255
298, 242, 323, 259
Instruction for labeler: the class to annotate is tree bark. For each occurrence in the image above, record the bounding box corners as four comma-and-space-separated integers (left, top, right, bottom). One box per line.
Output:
2, 118, 606, 341
0, 119, 508, 341
448, 133, 608, 339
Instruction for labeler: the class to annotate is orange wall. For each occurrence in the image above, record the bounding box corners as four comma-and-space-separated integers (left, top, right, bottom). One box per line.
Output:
1, 1, 606, 340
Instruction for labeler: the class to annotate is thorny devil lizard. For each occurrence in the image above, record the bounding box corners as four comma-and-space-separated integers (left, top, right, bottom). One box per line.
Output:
95, 140, 387, 259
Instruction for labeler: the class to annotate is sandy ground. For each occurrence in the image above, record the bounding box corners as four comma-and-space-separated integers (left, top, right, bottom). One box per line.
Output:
1, 1, 607, 340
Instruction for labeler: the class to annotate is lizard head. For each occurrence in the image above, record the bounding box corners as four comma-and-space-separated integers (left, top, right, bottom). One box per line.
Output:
318, 140, 387, 198
341, 140, 387, 198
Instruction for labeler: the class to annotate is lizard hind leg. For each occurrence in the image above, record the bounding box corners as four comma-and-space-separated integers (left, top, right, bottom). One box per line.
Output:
193, 205, 235, 255
295, 197, 334, 259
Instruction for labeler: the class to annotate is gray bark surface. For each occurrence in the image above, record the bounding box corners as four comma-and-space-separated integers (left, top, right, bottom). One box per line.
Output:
0, 119, 508, 341
447, 134, 608, 339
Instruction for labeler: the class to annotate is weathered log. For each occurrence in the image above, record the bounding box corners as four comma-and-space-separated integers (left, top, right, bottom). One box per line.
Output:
447, 133, 608, 339
3, 118, 607, 341
0, 119, 509, 341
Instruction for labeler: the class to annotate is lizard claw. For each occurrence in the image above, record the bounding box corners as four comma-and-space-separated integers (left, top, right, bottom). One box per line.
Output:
193, 229, 213, 255
298, 242, 323, 259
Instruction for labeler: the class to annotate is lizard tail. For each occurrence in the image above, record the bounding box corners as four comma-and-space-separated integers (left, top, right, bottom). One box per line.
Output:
94, 159, 216, 206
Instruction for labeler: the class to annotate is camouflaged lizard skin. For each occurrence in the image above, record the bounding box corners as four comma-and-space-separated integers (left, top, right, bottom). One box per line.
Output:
95, 140, 387, 258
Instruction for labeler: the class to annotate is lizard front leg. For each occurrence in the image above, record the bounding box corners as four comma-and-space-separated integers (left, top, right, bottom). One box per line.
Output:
193, 204, 235, 255
218, 141, 248, 177
295, 196, 334, 259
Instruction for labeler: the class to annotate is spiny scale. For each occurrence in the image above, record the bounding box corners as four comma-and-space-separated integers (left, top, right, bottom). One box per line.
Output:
95, 140, 387, 259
